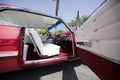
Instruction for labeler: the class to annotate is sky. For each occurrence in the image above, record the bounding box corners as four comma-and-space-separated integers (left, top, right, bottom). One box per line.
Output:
0, 0, 105, 22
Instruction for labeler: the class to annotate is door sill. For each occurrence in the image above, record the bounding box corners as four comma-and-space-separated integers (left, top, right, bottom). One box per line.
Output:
24, 56, 68, 65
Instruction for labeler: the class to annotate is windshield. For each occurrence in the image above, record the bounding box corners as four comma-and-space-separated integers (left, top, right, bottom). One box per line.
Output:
48, 21, 70, 36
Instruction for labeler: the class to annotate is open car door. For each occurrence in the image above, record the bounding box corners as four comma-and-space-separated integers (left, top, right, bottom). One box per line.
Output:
75, 0, 120, 80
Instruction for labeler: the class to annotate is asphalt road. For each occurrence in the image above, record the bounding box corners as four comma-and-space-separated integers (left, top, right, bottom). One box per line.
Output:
0, 60, 100, 80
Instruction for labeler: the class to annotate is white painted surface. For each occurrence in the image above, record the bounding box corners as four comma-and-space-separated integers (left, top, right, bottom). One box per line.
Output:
76, 0, 120, 63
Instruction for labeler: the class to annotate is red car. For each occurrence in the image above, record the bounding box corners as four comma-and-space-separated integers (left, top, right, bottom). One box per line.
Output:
0, 0, 120, 79
0, 4, 78, 73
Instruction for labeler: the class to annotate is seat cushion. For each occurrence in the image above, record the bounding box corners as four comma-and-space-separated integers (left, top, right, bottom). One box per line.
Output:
43, 43, 60, 56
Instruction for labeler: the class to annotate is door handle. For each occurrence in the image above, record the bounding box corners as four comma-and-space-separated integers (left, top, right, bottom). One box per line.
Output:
77, 42, 84, 45
77, 40, 92, 47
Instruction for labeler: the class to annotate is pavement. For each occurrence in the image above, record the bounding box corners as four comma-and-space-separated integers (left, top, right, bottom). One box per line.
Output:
0, 60, 100, 80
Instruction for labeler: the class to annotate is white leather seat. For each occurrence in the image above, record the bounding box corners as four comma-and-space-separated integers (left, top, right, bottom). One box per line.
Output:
23, 44, 28, 61
29, 28, 60, 57
24, 28, 32, 43
39, 34, 47, 43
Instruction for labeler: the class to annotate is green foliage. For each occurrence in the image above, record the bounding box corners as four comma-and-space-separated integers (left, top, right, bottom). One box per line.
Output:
68, 15, 89, 27
80, 15, 88, 24
36, 29, 47, 35
56, 30, 64, 35
68, 20, 76, 27
36, 29, 41, 34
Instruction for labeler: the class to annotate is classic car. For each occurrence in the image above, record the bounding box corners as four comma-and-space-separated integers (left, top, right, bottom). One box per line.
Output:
0, 0, 120, 80
0, 3, 77, 72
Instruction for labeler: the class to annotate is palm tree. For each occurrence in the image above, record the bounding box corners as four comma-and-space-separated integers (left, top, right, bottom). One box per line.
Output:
53, 0, 59, 16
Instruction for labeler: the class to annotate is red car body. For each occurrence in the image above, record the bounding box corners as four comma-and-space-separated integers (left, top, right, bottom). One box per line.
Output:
0, 24, 77, 72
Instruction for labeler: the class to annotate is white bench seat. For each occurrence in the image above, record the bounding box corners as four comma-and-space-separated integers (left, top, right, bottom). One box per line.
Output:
29, 28, 60, 57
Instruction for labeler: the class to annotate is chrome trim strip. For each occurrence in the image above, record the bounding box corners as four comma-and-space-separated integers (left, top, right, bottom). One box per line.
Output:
24, 56, 68, 64
0, 51, 18, 57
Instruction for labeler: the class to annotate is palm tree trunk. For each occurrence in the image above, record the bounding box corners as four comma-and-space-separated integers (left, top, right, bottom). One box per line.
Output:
55, 0, 59, 16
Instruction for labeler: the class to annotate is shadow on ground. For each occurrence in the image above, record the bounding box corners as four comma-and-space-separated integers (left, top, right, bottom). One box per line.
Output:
0, 60, 83, 80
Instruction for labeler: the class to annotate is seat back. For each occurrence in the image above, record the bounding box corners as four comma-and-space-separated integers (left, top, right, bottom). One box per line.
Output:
24, 28, 32, 43
39, 34, 47, 43
28, 28, 45, 57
